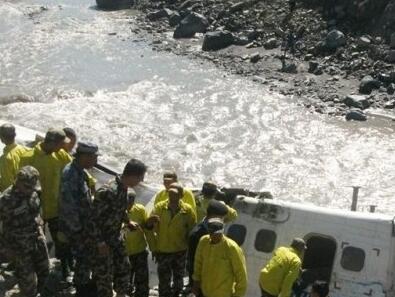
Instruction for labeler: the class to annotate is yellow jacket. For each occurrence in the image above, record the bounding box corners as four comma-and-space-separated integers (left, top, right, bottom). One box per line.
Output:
151, 200, 196, 253
19, 143, 72, 219
193, 235, 247, 297
259, 247, 302, 297
154, 187, 197, 214
0, 144, 28, 191
196, 198, 238, 223
125, 203, 155, 255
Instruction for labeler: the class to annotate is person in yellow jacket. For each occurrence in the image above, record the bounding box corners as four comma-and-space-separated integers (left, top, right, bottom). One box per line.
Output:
19, 128, 72, 278
125, 190, 155, 297
196, 182, 238, 223
259, 238, 307, 297
192, 217, 247, 297
154, 171, 196, 214
147, 184, 197, 297
0, 124, 28, 192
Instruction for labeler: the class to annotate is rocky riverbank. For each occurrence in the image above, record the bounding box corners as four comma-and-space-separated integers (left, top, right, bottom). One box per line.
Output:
126, 0, 395, 120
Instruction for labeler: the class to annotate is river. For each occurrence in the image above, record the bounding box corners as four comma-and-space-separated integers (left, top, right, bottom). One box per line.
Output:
1, 0, 395, 213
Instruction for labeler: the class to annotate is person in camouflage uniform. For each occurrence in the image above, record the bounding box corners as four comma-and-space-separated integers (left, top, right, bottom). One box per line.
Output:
59, 142, 99, 297
88, 158, 148, 297
0, 166, 49, 297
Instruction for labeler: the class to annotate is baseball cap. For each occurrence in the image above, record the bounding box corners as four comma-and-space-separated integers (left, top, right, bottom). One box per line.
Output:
163, 170, 177, 180
206, 200, 228, 216
44, 128, 70, 144
75, 142, 100, 155
207, 217, 225, 234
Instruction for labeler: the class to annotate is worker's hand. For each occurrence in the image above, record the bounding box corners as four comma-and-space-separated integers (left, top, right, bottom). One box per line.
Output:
97, 242, 110, 256
146, 215, 160, 227
127, 221, 142, 232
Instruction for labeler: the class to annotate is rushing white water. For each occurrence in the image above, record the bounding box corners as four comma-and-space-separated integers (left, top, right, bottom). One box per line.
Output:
1, 0, 395, 214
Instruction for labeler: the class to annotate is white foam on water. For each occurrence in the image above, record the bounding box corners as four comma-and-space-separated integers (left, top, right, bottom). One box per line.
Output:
1, 74, 395, 213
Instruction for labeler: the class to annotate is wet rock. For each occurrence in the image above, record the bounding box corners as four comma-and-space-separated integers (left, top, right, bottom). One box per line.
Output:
169, 11, 182, 27
345, 110, 367, 121
202, 31, 234, 51
359, 75, 380, 94
250, 52, 262, 63
264, 38, 278, 49
326, 30, 346, 49
281, 62, 298, 74
173, 12, 209, 38
344, 95, 370, 109
147, 9, 173, 21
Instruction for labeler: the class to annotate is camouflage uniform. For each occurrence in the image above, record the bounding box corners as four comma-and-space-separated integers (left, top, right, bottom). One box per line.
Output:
157, 251, 187, 297
0, 166, 49, 297
59, 160, 94, 286
129, 250, 149, 297
87, 176, 131, 297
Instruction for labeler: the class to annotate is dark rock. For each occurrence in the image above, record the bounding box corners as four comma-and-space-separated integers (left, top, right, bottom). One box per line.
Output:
282, 62, 298, 74
345, 110, 367, 121
169, 12, 182, 27
308, 61, 319, 73
359, 75, 380, 94
343, 95, 370, 109
386, 50, 395, 63
384, 100, 395, 109
378, 73, 392, 83
264, 38, 278, 49
233, 36, 250, 46
304, 54, 314, 61
173, 12, 209, 38
391, 72, 395, 83
387, 83, 395, 95
147, 8, 173, 21
96, 0, 133, 9
202, 31, 234, 51
229, 2, 246, 13
357, 36, 371, 49
391, 32, 395, 49
179, 0, 199, 10
326, 30, 346, 49
250, 53, 262, 63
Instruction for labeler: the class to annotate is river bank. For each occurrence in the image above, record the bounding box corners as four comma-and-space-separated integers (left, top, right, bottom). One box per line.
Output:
126, 0, 395, 120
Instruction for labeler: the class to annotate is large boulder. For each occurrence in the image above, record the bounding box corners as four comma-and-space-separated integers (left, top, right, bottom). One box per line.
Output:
326, 30, 346, 49
343, 95, 370, 109
147, 9, 174, 21
202, 31, 234, 51
345, 110, 367, 121
96, 0, 133, 9
359, 75, 381, 94
173, 12, 209, 38
169, 11, 182, 27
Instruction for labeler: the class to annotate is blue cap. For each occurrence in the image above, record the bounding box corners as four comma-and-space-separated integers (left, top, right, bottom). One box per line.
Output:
75, 142, 100, 155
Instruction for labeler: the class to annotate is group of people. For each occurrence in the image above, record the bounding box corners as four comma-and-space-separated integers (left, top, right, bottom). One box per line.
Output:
0, 122, 329, 297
